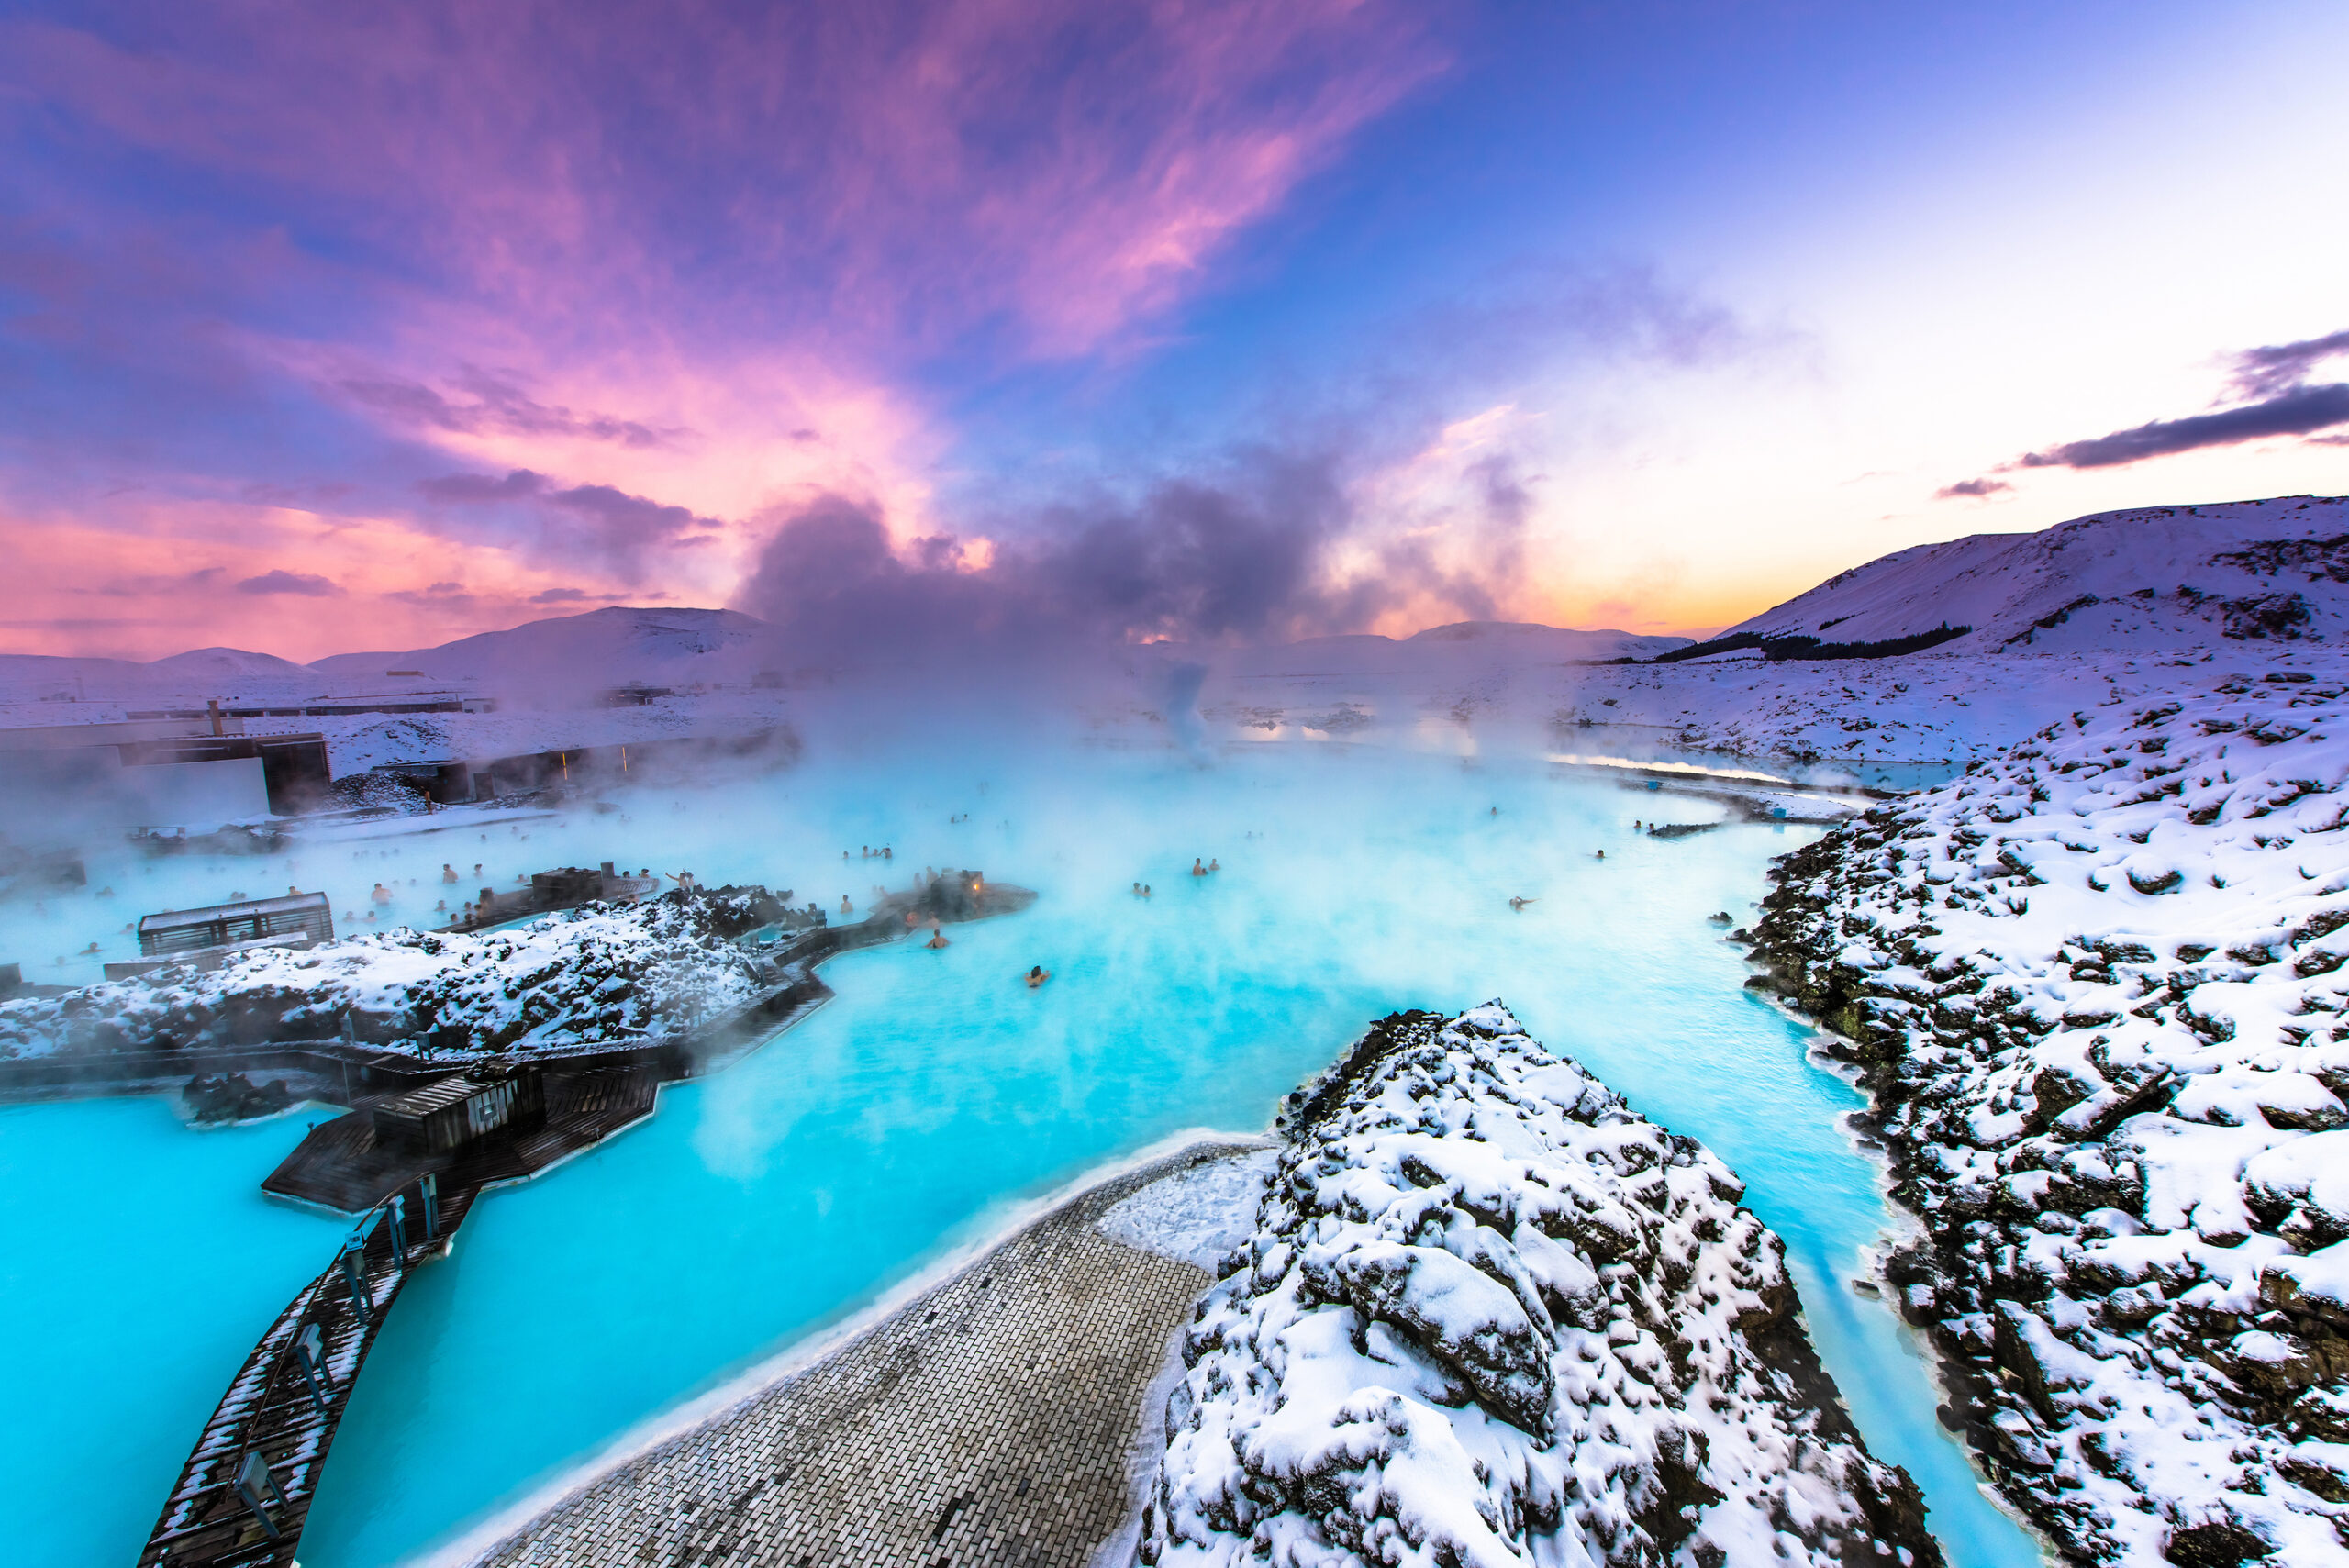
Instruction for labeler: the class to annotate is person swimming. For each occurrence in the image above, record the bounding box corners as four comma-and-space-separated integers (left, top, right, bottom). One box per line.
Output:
1510, 896, 1535, 911
1595, 850, 1605, 859
1141, 884, 1152, 898
1026, 964, 1050, 987
1208, 858, 1219, 873
442, 863, 459, 883
1191, 858, 1207, 876
371, 883, 393, 905
927, 925, 951, 949
840, 895, 853, 915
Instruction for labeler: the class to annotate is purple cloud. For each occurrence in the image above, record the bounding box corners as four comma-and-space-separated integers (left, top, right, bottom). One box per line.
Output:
1936, 477, 2009, 499
2228, 328, 2349, 399
418, 469, 551, 504
2020, 382, 2349, 470
236, 569, 341, 595
531, 587, 587, 602
419, 469, 714, 579
338, 370, 676, 448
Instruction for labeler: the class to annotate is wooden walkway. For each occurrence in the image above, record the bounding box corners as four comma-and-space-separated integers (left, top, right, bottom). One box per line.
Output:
139, 1176, 483, 1568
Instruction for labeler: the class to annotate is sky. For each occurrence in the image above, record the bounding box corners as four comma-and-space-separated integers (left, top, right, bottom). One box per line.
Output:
2, 0, 2346, 662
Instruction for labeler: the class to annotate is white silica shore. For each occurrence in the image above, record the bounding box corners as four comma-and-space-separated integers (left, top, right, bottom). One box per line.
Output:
1748, 652, 2349, 1565
1098, 1147, 1282, 1270
1139, 1003, 1940, 1568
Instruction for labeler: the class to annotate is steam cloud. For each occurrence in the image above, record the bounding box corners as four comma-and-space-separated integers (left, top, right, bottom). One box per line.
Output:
731, 450, 1537, 656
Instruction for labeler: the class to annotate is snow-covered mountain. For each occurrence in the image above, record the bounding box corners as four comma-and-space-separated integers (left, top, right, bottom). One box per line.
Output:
308, 606, 775, 695
0, 646, 322, 706
1714, 495, 2349, 657
1226, 621, 1687, 678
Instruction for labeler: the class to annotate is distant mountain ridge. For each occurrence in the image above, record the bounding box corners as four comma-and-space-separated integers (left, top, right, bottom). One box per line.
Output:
1712, 494, 2349, 657
11, 494, 2343, 706
1229, 621, 1688, 677
0, 609, 1692, 704
307, 606, 773, 694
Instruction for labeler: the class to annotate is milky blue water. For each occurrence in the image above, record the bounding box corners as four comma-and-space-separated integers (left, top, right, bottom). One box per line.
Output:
0, 738, 2042, 1568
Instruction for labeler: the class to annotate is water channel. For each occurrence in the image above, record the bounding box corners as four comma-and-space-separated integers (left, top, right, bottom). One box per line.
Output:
0, 734, 2043, 1568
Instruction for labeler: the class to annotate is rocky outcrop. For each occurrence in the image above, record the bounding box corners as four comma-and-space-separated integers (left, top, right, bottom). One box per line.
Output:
0, 887, 775, 1059
1748, 665, 2349, 1564
1141, 1004, 1941, 1568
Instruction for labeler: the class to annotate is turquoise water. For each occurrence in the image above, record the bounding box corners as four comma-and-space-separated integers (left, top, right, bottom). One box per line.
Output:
0, 1097, 346, 1564
0, 739, 2043, 1567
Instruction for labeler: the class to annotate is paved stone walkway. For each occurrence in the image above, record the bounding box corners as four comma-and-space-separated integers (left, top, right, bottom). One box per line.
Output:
473, 1144, 1258, 1568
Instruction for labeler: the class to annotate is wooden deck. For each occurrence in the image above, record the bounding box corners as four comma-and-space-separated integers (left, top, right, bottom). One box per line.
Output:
263, 1064, 662, 1213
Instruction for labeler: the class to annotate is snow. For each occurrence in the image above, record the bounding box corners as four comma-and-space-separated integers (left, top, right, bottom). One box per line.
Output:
0, 890, 771, 1059
1140, 1004, 1936, 1568
1720, 495, 2349, 654
1748, 654, 2349, 1562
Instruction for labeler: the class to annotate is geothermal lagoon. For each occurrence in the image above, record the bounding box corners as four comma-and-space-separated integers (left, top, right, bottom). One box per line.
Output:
2, 735, 2044, 1568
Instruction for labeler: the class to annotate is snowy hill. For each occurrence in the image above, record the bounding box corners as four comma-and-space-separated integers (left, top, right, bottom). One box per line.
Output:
307, 606, 777, 697
0, 647, 323, 706
1226, 621, 1687, 678
148, 646, 313, 683
1715, 495, 2349, 657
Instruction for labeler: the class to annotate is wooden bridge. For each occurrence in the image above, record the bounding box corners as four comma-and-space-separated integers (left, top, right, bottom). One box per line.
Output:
138, 1174, 482, 1567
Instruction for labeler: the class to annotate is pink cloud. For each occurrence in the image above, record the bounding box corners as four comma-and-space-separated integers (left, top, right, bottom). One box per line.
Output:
2, 1, 1442, 361
0, 1, 1449, 656
0, 499, 639, 662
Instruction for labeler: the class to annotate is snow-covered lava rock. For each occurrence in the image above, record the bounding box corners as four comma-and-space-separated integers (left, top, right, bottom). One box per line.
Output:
1748, 654, 2349, 1564
0, 887, 782, 1058
1141, 1003, 1940, 1568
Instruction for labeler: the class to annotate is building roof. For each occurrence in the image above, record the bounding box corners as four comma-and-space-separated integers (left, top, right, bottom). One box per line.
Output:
137, 890, 331, 934
373, 1074, 490, 1119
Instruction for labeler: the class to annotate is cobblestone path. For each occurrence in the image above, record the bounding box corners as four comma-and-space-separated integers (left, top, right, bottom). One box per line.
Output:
472, 1144, 1256, 1568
